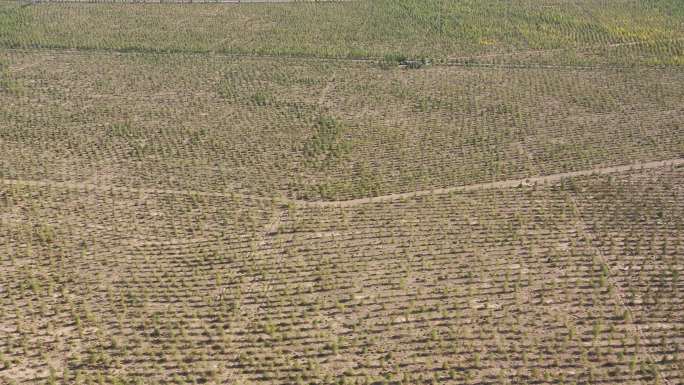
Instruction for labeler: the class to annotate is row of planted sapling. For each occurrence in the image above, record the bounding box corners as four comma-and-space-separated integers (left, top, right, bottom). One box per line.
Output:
4, 167, 681, 384
1, 0, 681, 66
2, 50, 682, 202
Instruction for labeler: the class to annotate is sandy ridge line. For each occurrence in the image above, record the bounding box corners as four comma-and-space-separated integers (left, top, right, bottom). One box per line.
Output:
0, 158, 682, 206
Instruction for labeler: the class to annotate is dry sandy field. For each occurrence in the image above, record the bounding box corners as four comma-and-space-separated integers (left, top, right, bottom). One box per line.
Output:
0, 1, 683, 384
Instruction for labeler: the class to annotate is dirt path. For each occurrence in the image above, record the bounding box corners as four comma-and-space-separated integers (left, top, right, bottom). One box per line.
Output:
1, 46, 639, 72
6, 44, 680, 72
299, 158, 684, 207
1, 158, 682, 207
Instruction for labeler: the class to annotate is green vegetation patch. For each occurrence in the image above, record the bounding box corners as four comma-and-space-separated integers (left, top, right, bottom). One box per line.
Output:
1, 0, 682, 66
302, 116, 351, 167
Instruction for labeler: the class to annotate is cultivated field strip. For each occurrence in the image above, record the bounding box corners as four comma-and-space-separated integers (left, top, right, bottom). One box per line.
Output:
1, 1, 682, 384
1, 166, 682, 384
1, 0, 682, 66
2, 49, 683, 201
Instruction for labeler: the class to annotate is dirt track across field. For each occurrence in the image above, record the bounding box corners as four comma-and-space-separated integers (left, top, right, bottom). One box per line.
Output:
2, 158, 682, 207
304, 158, 684, 207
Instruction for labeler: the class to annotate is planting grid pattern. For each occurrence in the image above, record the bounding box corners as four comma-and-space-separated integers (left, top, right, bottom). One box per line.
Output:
1, 0, 683, 66
0, 1, 683, 384
1, 166, 683, 384
1, 51, 683, 201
